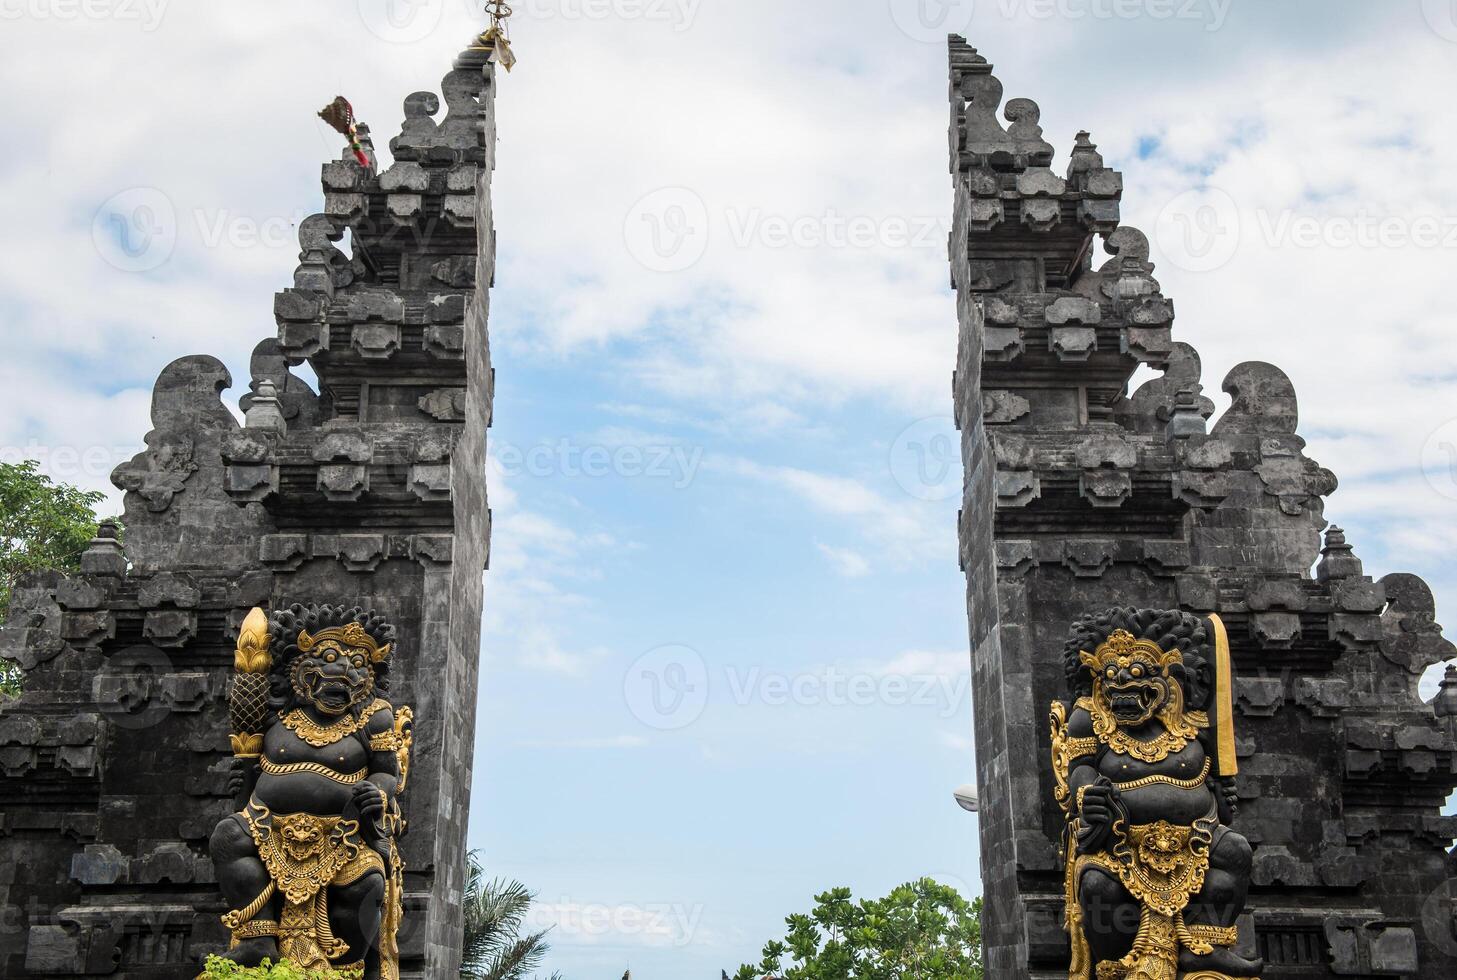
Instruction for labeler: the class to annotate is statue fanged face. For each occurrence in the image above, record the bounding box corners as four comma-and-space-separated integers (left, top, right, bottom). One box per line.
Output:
1080, 631, 1182, 727
291, 639, 375, 716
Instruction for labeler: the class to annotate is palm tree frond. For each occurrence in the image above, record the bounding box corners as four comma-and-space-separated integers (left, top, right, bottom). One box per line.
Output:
459, 852, 558, 980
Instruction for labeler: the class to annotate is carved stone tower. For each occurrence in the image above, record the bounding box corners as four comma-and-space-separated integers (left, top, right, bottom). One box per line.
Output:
948, 37, 1457, 979
0, 41, 497, 979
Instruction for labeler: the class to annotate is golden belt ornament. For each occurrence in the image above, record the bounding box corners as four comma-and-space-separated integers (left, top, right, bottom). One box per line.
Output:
1073, 812, 1217, 980
1113, 759, 1211, 793
238, 800, 385, 970
259, 757, 370, 785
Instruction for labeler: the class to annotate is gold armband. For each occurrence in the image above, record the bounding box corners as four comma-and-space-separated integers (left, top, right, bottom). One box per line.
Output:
1187, 923, 1239, 948
369, 730, 402, 752
231, 918, 279, 941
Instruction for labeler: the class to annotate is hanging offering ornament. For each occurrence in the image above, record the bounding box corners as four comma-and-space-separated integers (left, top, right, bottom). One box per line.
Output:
317, 96, 371, 168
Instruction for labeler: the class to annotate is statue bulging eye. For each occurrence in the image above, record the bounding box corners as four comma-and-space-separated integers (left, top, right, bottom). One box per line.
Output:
1131, 665, 1143, 677
353, 658, 365, 669
325, 653, 336, 663
1106, 667, 1116, 678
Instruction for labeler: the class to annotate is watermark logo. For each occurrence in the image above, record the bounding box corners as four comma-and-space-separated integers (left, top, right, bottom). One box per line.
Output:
890, 417, 961, 502
624, 644, 709, 730
0, 0, 170, 30
1421, 418, 1457, 502
94, 646, 174, 731
1419, 878, 1457, 956
494, 438, 703, 489
92, 188, 308, 273
889, 0, 976, 43
723, 664, 969, 718
726, 209, 946, 251
897, 0, 1232, 35
0, 440, 137, 482
624, 194, 949, 271
624, 187, 710, 272
529, 898, 706, 946
1422, 0, 1457, 43
92, 187, 177, 273
1154, 186, 1240, 273
522, 0, 703, 31
1156, 189, 1457, 273
624, 650, 971, 731
357, 0, 447, 43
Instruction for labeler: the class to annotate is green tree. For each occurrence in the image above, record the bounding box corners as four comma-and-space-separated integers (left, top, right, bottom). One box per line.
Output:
200, 956, 358, 979
735, 879, 983, 980
0, 460, 108, 698
460, 850, 561, 980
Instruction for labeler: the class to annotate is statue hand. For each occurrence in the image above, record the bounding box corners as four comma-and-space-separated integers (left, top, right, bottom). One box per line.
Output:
1076, 782, 1121, 854
1216, 775, 1239, 821
353, 781, 387, 834
227, 760, 255, 802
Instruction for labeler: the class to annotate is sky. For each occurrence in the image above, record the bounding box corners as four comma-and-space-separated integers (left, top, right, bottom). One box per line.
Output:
2, 1, 1457, 976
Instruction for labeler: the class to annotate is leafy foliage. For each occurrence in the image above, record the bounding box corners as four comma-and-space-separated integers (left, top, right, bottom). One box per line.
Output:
199, 956, 359, 979
734, 879, 983, 980
0, 460, 108, 698
460, 850, 561, 980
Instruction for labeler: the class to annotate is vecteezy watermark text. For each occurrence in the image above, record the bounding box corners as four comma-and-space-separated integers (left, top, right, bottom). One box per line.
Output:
0, 0, 168, 30
1156, 187, 1457, 274
92, 187, 308, 273
624, 644, 971, 730
889, 0, 1231, 43
494, 439, 703, 488
529, 899, 706, 947
624, 187, 949, 272
357, 0, 701, 44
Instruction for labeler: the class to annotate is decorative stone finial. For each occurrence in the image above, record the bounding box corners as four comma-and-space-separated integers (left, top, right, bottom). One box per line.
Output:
79, 520, 127, 577
1435, 663, 1457, 718
1166, 388, 1208, 439
1068, 130, 1106, 175
244, 379, 287, 435
1316, 525, 1362, 581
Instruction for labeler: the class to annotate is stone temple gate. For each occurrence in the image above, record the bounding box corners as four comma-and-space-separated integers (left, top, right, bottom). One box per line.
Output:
948, 36, 1457, 979
0, 40, 497, 979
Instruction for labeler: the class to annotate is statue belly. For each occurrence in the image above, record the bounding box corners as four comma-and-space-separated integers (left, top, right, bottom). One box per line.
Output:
253, 732, 368, 816
1120, 783, 1216, 826
252, 771, 358, 816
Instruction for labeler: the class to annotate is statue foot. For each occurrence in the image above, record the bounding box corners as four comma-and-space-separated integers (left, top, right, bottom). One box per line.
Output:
1178, 944, 1264, 977
220, 937, 279, 967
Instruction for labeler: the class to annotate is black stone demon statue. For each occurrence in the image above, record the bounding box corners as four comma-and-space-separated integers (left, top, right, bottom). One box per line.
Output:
1049, 608, 1262, 980
209, 604, 413, 979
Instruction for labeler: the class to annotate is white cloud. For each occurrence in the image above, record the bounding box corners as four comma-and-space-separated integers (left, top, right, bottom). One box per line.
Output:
815, 542, 871, 578
481, 455, 617, 676
9, 9, 1455, 589
709, 456, 949, 566
870, 650, 970, 680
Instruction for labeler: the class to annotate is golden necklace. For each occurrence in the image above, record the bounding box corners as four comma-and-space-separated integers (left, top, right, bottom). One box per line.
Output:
280, 699, 386, 748
1102, 726, 1191, 764
1082, 694, 1206, 765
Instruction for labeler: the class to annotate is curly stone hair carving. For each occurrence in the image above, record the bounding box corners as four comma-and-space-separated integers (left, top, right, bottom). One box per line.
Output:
1062, 606, 1212, 709
267, 602, 396, 712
